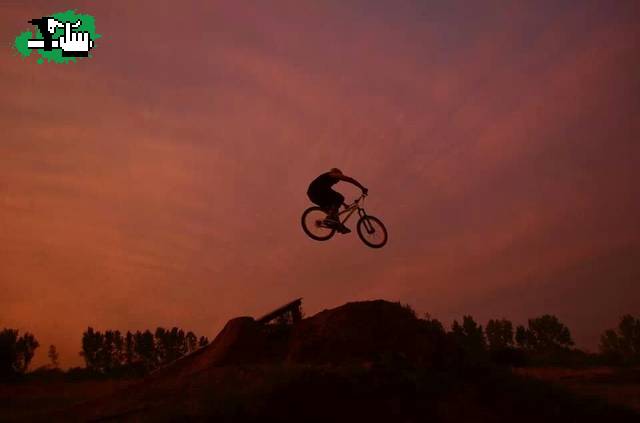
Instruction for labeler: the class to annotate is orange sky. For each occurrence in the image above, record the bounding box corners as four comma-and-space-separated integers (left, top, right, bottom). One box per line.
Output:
1, 1, 639, 368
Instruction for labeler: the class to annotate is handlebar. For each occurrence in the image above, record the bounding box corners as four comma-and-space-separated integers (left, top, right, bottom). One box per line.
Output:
354, 193, 367, 203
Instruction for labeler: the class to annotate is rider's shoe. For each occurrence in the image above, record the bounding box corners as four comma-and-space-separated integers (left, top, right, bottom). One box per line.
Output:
323, 216, 340, 228
338, 225, 351, 234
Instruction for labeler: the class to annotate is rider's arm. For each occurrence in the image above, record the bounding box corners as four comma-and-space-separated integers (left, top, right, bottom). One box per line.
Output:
338, 174, 368, 193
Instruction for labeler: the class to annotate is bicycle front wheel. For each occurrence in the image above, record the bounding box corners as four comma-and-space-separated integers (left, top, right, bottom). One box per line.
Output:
301, 207, 336, 241
356, 215, 388, 248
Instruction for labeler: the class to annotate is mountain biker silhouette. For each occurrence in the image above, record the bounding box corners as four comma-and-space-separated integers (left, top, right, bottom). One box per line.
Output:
307, 168, 368, 234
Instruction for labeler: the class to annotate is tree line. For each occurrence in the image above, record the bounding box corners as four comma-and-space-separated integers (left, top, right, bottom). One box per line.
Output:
80, 327, 209, 375
414, 312, 640, 367
1, 314, 639, 378
449, 314, 577, 366
0, 326, 208, 379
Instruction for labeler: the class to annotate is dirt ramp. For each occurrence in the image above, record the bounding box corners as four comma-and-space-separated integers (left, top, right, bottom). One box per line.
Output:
152, 316, 265, 380
196, 316, 265, 366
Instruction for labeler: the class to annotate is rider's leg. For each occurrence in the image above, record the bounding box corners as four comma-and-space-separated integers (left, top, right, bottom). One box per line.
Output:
330, 192, 351, 233
324, 204, 340, 225
309, 189, 334, 220
327, 191, 344, 221
320, 192, 342, 230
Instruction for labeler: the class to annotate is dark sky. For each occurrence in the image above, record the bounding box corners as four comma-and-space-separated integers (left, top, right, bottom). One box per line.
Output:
1, 1, 639, 367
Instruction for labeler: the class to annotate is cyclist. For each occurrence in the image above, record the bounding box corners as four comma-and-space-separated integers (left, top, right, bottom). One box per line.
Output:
307, 168, 368, 234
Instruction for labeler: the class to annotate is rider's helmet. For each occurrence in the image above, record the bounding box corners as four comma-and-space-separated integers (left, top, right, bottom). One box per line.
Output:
330, 167, 343, 175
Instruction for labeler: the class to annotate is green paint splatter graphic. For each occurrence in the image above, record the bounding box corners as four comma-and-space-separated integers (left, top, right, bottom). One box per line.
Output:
14, 31, 32, 58
13, 10, 101, 64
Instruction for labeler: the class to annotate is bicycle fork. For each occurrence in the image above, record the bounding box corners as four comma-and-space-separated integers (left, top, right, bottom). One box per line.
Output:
358, 208, 375, 234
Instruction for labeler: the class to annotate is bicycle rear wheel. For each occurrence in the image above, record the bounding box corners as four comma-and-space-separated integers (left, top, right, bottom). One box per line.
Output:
301, 207, 336, 241
356, 215, 388, 248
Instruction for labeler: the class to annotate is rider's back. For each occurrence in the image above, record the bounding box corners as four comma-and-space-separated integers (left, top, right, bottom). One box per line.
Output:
308, 172, 339, 194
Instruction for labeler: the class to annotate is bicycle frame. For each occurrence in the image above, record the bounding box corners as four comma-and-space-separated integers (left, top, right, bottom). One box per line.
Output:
338, 195, 368, 225
303, 193, 386, 246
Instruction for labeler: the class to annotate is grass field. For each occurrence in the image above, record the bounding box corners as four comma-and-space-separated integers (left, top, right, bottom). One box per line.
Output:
0, 377, 132, 422
516, 366, 640, 412
1, 365, 638, 422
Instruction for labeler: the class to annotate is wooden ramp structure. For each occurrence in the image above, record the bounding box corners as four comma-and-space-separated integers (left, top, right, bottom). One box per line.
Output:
149, 298, 304, 377
257, 297, 303, 324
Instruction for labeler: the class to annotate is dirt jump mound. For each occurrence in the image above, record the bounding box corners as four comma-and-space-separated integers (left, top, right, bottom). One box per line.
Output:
155, 299, 442, 378
288, 300, 440, 365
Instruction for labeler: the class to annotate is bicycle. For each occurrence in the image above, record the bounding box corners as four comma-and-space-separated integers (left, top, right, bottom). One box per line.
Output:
301, 194, 388, 248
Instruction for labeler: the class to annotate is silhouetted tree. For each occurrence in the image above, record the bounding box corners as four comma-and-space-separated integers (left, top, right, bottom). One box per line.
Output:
450, 316, 487, 364
485, 319, 526, 366
599, 314, 640, 365
101, 330, 116, 372
186, 331, 198, 354
198, 336, 209, 348
422, 314, 445, 334
515, 324, 528, 349
154, 327, 188, 365
174, 328, 187, 359
134, 330, 156, 370
515, 315, 574, 364
81, 327, 104, 372
154, 327, 167, 364
15, 332, 39, 374
48, 345, 59, 368
0, 330, 19, 377
0, 329, 39, 377
124, 331, 135, 365
113, 330, 124, 367
486, 319, 514, 351
520, 315, 573, 352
